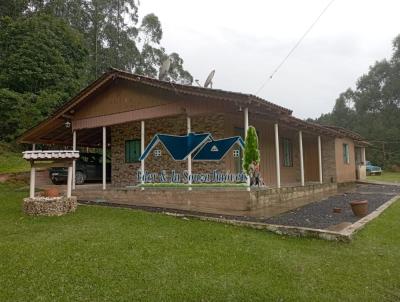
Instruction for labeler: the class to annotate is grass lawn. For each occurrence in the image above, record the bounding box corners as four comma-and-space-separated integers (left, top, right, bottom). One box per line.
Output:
0, 143, 29, 174
367, 171, 400, 183
1, 182, 400, 301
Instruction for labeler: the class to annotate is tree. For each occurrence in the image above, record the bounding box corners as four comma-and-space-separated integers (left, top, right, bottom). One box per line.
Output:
0, 14, 88, 141
242, 126, 260, 175
313, 34, 400, 168
26, 1, 192, 83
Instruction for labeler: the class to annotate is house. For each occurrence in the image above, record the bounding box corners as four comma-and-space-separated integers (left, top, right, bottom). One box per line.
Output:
18, 68, 369, 215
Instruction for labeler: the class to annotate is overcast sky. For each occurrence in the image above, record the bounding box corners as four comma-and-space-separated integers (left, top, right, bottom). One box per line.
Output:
140, 0, 399, 119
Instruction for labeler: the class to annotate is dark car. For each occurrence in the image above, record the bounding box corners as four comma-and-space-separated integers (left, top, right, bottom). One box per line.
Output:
49, 153, 111, 185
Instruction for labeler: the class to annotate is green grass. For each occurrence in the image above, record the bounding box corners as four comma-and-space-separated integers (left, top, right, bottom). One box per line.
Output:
0, 143, 29, 174
1, 182, 400, 301
367, 171, 400, 183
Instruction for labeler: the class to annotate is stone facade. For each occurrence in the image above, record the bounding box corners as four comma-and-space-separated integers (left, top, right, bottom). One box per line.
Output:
321, 137, 337, 183
111, 114, 231, 186
23, 196, 77, 216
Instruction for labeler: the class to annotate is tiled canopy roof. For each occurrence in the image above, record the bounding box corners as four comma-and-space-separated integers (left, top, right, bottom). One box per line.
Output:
23, 150, 80, 161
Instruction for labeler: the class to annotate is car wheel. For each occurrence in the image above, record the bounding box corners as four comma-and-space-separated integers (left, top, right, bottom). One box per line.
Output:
75, 171, 86, 185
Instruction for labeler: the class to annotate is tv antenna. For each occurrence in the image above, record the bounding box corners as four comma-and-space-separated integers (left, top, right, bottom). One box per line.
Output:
204, 70, 215, 88
158, 57, 171, 80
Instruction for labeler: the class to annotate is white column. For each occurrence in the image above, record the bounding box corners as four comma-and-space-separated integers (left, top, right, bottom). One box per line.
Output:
244, 107, 250, 187
67, 165, 72, 198
102, 126, 106, 190
299, 131, 305, 186
141, 121, 145, 185
318, 136, 323, 184
30, 144, 36, 198
187, 116, 192, 185
29, 164, 35, 198
361, 146, 366, 164
274, 123, 281, 188
72, 130, 76, 190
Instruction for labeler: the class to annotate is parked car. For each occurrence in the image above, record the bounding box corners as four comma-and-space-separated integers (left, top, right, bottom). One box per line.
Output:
366, 161, 382, 176
49, 153, 111, 185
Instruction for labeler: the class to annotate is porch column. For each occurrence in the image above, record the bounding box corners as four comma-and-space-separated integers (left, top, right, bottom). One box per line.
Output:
244, 107, 249, 137
244, 107, 250, 187
361, 146, 366, 164
67, 165, 72, 198
299, 131, 305, 186
318, 135, 323, 184
102, 126, 106, 190
187, 116, 192, 185
72, 130, 76, 190
30, 144, 36, 198
141, 120, 145, 185
274, 123, 281, 188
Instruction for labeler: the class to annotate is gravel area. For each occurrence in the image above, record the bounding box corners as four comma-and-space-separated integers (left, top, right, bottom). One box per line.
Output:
264, 184, 399, 229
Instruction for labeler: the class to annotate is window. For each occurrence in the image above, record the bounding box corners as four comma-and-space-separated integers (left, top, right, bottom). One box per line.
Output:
125, 140, 141, 163
153, 149, 161, 157
282, 138, 293, 167
343, 143, 350, 164
233, 149, 240, 158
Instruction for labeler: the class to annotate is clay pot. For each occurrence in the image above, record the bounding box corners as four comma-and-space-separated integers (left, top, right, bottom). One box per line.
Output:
333, 207, 342, 213
350, 200, 368, 217
43, 188, 60, 198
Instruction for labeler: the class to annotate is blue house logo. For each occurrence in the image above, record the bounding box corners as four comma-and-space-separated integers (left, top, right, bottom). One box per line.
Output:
139, 132, 244, 161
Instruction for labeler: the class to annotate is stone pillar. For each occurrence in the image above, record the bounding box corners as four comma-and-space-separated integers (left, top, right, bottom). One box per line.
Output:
299, 131, 305, 186
274, 123, 281, 188
102, 126, 106, 190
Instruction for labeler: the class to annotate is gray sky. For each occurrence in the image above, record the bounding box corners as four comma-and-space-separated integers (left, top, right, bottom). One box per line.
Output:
140, 0, 399, 119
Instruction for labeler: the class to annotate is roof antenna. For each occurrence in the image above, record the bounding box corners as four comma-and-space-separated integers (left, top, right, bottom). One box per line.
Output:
158, 57, 171, 81
204, 70, 215, 88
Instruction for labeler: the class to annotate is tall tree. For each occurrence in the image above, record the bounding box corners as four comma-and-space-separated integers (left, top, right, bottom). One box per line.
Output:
313, 34, 400, 168
26, 1, 192, 83
0, 14, 88, 141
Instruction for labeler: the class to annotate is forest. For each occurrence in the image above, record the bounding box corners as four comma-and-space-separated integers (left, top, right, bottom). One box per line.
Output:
0, 0, 192, 142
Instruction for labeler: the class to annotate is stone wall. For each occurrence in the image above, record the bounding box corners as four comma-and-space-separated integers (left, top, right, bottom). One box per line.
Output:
75, 183, 338, 217
111, 114, 228, 186
321, 137, 337, 183
23, 196, 77, 216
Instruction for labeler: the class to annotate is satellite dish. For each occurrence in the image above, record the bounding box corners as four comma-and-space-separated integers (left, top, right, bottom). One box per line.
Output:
204, 70, 215, 88
158, 57, 171, 80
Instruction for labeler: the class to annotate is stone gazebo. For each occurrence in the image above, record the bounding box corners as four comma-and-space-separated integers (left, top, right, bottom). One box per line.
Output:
22, 150, 79, 216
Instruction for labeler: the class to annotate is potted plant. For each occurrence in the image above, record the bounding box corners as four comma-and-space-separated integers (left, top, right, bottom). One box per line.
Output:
350, 200, 368, 217
43, 187, 60, 198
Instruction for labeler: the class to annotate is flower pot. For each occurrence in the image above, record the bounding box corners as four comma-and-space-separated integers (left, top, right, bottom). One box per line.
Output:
43, 188, 60, 198
350, 200, 368, 217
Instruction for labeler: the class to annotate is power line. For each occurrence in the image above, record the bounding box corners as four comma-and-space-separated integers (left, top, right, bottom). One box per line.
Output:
255, 0, 336, 95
